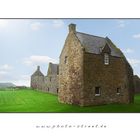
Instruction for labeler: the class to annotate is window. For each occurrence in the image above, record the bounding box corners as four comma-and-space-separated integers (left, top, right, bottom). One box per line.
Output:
95, 87, 101, 96
50, 77, 51, 82
48, 88, 49, 92
104, 53, 109, 65
117, 88, 121, 95
64, 56, 68, 64
57, 88, 59, 93
57, 66, 59, 75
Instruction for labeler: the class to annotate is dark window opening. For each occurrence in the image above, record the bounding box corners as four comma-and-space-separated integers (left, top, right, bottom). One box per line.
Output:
64, 56, 68, 64
95, 87, 101, 96
48, 88, 49, 92
117, 88, 121, 94
57, 66, 59, 75
57, 88, 59, 93
50, 77, 51, 82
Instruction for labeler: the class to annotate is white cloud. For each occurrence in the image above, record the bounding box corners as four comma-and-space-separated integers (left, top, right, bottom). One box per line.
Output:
133, 34, 140, 39
117, 20, 125, 28
123, 48, 134, 54
0, 64, 13, 71
23, 55, 58, 66
0, 71, 8, 75
0, 71, 13, 85
30, 22, 42, 31
13, 75, 30, 86
52, 20, 64, 28
12, 79, 30, 86
0, 19, 8, 28
0, 71, 12, 81
20, 74, 30, 80
127, 58, 140, 67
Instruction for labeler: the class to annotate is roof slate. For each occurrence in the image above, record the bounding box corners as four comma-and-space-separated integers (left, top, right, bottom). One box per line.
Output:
76, 32, 124, 57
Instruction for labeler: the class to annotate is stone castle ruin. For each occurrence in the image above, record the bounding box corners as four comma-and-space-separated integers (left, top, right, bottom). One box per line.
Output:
31, 23, 137, 106
31, 66, 44, 91
31, 63, 59, 94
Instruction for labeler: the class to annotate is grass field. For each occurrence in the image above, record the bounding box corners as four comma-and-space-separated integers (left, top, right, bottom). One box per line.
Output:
0, 88, 140, 112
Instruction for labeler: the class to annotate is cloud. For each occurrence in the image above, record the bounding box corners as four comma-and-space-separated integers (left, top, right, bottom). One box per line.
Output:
0, 64, 14, 83
0, 64, 13, 71
30, 22, 42, 31
0, 71, 8, 75
0, 71, 13, 81
0, 72, 30, 86
0, 19, 8, 28
127, 58, 140, 67
20, 74, 30, 80
13, 80, 30, 86
23, 55, 58, 66
133, 34, 140, 39
117, 20, 125, 28
123, 48, 134, 54
0, 71, 13, 85
12, 74, 30, 86
52, 20, 64, 28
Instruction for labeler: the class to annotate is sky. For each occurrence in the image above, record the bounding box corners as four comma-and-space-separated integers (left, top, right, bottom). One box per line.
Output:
0, 19, 140, 86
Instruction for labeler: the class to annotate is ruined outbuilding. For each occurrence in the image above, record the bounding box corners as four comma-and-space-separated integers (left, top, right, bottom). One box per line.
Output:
31, 66, 44, 91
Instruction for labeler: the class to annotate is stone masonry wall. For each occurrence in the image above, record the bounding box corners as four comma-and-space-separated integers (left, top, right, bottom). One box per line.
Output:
58, 30, 84, 105
82, 53, 134, 106
133, 75, 140, 94
44, 75, 59, 94
125, 62, 134, 102
31, 75, 44, 91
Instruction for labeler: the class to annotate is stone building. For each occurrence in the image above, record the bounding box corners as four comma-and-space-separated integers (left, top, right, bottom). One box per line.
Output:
44, 63, 59, 94
133, 75, 140, 94
31, 63, 59, 94
31, 66, 44, 91
58, 23, 134, 106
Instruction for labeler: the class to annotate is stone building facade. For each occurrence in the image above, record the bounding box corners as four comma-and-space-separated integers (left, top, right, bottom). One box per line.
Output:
58, 23, 134, 106
44, 63, 59, 94
31, 23, 135, 106
31, 66, 44, 91
133, 75, 140, 94
31, 63, 59, 94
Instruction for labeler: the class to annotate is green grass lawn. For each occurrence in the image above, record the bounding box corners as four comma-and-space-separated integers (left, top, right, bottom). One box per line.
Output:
0, 88, 140, 112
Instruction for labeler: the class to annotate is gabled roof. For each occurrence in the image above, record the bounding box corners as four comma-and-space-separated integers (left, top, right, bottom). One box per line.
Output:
76, 32, 124, 57
47, 63, 59, 75
31, 66, 44, 77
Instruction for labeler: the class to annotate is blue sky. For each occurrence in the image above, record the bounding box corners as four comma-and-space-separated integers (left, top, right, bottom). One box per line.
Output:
0, 19, 140, 86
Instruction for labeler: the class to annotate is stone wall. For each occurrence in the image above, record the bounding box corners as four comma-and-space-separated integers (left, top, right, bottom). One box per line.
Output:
31, 64, 59, 95
44, 75, 59, 94
82, 53, 134, 106
58, 25, 84, 105
58, 24, 134, 106
31, 75, 44, 91
133, 75, 140, 94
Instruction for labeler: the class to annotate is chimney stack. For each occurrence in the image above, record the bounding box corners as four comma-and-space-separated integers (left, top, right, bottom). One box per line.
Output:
37, 66, 40, 70
69, 23, 76, 33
